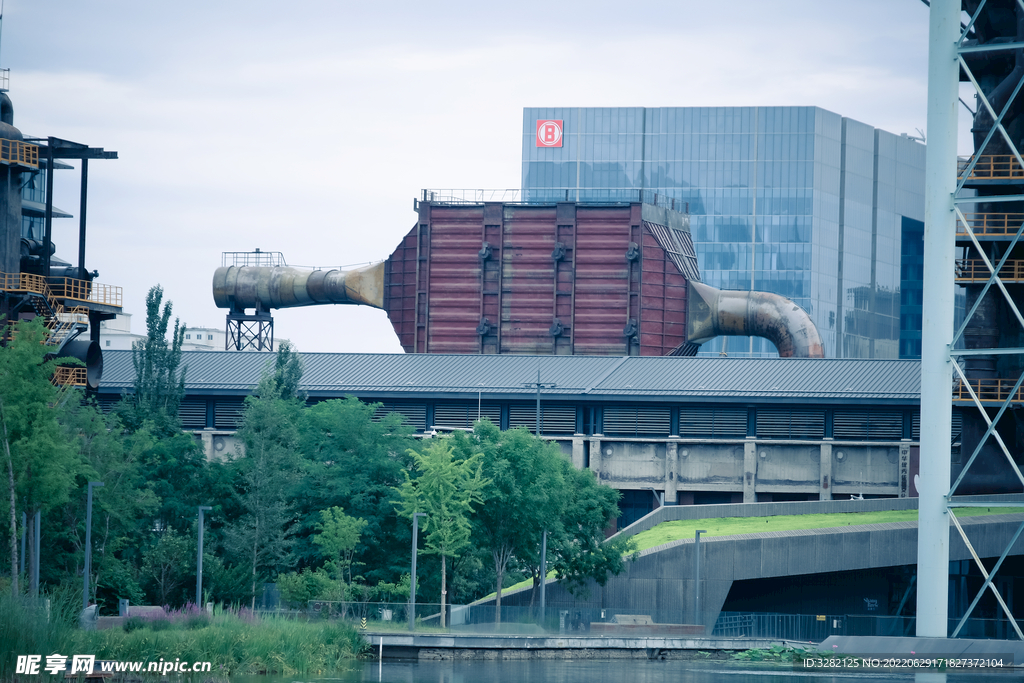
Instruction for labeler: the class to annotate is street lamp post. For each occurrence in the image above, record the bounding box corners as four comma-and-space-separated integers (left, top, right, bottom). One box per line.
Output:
409, 512, 427, 631
196, 506, 212, 606
522, 369, 556, 437
539, 529, 548, 627
84, 481, 104, 610
694, 530, 706, 627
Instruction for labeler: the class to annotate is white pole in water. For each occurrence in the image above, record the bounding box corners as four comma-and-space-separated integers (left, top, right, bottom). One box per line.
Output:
378, 637, 383, 680
917, 0, 959, 638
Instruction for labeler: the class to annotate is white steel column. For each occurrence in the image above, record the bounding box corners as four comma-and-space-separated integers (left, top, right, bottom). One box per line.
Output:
916, 0, 959, 638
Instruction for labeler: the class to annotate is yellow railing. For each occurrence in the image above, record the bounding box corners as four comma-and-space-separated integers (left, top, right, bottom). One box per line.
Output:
0, 271, 121, 348
51, 366, 87, 387
0, 271, 123, 307
957, 212, 1024, 237
0, 139, 38, 168
955, 258, 1024, 282
958, 155, 1024, 180
954, 378, 1024, 403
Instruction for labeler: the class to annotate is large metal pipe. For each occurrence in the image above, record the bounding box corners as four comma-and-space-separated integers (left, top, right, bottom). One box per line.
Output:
686, 281, 825, 358
53, 338, 103, 389
212, 263, 385, 311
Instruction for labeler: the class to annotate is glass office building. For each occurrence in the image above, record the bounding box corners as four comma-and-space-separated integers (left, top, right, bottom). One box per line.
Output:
521, 107, 926, 359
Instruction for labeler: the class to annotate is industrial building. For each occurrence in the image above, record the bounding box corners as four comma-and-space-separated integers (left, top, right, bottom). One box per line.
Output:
214, 198, 823, 360
97, 349, 932, 529
521, 106, 928, 360
0, 88, 120, 388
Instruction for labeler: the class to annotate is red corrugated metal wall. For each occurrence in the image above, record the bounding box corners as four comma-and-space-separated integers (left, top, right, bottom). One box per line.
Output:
384, 201, 689, 356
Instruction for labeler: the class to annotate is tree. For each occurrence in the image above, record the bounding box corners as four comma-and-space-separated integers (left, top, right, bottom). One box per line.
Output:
295, 397, 415, 585
225, 346, 304, 608
0, 319, 82, 595
140, 527, 191, 605
462, 421, 565, 624
394, 438, 487, 628
547, 462, 635, 597
313, 506, 367, 583
127, 285, 186, 427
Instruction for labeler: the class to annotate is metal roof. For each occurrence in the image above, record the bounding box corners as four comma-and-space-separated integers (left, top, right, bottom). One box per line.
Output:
98, 351, 922, 404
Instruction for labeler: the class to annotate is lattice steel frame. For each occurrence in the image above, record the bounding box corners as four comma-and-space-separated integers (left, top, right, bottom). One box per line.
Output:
225, 311, 274, 352
919, 0, 1024, 639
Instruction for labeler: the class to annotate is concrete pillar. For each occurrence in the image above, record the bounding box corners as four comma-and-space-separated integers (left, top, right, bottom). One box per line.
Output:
917, 0, 959, 637
819, 443, 833, 501
665, 441, 678, 504
571, 436, 585, 470
198, 430, 215, 461
589, 438, 602, 482
743, 440, 757, 503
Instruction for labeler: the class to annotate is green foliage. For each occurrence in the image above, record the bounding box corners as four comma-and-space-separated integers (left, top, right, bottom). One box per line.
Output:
140, 528, 193, 606
395, 438, 487, 562
547, 462, 635, 597
464, 421, 565, 615
73, 608, 366, 674
0, 319, 82, 515
127, 285, 186, 427
627, 507, 1024, 554
295, 397, 416, 585
313, 506, 367, 583
0, 584, 80, 680
225, 345, 305, 607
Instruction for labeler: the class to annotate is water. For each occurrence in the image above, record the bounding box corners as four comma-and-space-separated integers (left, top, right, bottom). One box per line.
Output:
228, 660, 1012, 683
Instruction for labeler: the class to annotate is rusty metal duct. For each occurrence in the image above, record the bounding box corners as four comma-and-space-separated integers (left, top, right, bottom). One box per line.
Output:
212, 263, 385, 311
686, 281, 825, 358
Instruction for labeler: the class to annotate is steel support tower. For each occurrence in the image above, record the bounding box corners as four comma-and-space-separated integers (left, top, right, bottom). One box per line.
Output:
918, 0, 1024, 639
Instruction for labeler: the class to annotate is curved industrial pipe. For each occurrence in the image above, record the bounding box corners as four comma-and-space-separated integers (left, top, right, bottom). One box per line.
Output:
52, 339, 104, 389
0, 93, 15, 128
686, 281, 825, 358
212, 262, 385, 311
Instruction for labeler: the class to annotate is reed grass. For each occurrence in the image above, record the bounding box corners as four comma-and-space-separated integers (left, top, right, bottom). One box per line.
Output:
72, 607, 368, 675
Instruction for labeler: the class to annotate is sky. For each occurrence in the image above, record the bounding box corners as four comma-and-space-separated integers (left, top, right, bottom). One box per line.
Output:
1, 0, 970, 353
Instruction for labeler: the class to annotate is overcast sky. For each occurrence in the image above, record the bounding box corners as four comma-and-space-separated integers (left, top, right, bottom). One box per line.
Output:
2, 1, 969, 353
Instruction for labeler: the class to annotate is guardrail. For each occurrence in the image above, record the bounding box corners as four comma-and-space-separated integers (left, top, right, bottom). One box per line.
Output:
954, 258, 1024, 282
52, 366, 87, 387
954, 378, 1024, 403
0, 138, 38, 168
957, 212, 1024, 237
959, 154, 1024, 180
0, 271, 123, 308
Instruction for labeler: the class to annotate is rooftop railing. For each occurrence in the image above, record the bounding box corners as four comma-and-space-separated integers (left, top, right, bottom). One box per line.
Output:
419, 188, 691, 213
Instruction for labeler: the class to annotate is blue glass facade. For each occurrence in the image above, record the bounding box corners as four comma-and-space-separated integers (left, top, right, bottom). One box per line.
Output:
521, 107, 926, 359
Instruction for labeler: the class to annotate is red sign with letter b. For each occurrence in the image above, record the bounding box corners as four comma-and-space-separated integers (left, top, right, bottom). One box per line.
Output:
536, 120, 563, 147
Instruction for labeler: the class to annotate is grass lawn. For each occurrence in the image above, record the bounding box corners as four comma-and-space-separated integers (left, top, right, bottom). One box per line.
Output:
629, 506, 1024, 553
478, 505, 1024, 601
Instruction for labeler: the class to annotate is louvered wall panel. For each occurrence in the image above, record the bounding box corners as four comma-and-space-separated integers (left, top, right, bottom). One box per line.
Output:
756, 409, 825, 439
93, 395, 120, 414
179, 399, 207, 429
833, 411, 903, 441
433, 403, 501, 429
508, 404, 577, 434
603, 406, 670, 436
910, 410, 959, 442
678, 407, 747, 438
214, 399, 246, 429
371, 401, 427, 432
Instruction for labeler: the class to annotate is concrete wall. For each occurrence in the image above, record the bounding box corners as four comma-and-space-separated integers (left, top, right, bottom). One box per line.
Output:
492, 510, 1024, 633
557, 435, 911, 503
